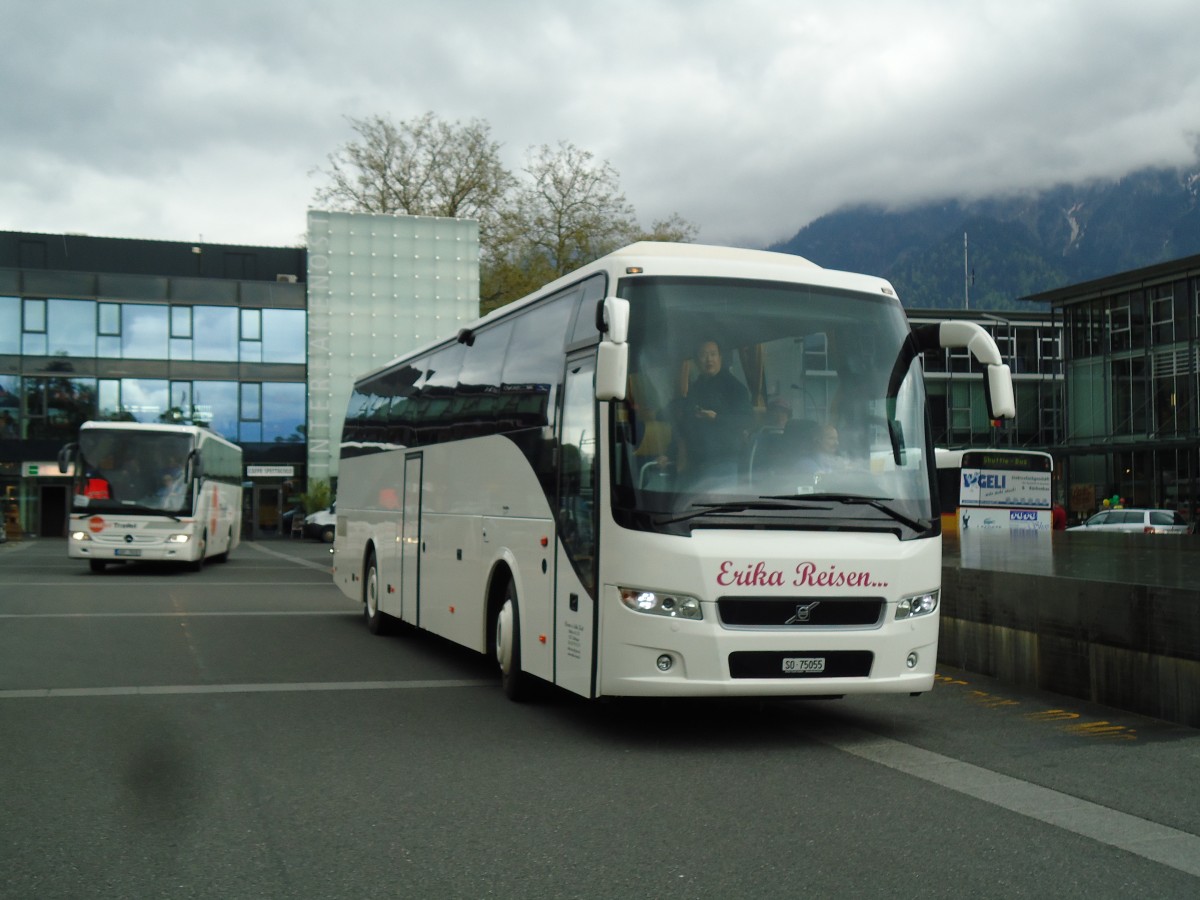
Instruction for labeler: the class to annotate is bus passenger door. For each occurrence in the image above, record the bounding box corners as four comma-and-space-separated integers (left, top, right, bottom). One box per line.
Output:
401, 453, 423, 626
555, 355, 598, 698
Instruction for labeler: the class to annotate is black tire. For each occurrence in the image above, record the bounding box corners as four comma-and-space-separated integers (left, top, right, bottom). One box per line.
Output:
364, 551, 388, 635
321, 525, 335, 544
212, 528, 233, 564
494, 579, 531, 701
189, 531, 207, 572
89, 560, 106, 574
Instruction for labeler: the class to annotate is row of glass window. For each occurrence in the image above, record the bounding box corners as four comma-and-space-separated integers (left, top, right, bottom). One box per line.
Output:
0, 296, 306, 363
926, 380, 1061, 448
914, 320, 1062, 376
0, 374, 305, 445
1066, 282, 1200, 357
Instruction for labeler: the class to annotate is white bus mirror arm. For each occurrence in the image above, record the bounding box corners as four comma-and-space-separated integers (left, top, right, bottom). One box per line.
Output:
936, 320, 1004, 366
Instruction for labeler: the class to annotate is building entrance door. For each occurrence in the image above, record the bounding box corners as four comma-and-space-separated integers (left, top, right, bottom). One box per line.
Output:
39, 485, 68, 537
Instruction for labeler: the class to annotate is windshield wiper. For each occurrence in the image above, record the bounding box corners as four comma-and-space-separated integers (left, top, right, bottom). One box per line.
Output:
762, 493, 932, 533
653, 498, 829, 526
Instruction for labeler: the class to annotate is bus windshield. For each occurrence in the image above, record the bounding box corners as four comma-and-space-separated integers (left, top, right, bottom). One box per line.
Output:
74, 428, 196, 515
612, 276, 935, 537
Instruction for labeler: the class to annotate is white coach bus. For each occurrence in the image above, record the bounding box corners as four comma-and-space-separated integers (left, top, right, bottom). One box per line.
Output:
332, 242, 1015, 700
60, 421, 243, 572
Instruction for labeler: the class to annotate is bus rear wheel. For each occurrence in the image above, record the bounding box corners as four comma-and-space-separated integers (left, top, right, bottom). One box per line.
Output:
494, 580, 531, 701
364, 551, 387, 635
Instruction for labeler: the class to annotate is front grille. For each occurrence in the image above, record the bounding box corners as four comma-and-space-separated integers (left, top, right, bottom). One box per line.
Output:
718, 596, 884, 627
728, 650, 874, 679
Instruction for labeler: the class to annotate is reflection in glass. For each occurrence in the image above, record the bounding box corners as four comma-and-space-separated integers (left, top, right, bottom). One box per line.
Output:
193, 307, 237, 361
22, 377, 97, 440
98, 380, 121, 418
98, 303, 120, 335
0, 297, 20, 353
241, 308, 261, 341
241, 382, 261, 421
117, 378, 168, 422
171, 306, 192, 338
0, 373, 20, 439
240, 339, 262, 363
192, 380, 237, 438
262, 382, 306, 442
262, 309, 306, 363
23, 298, 46, 332
48, 299, 96, 357
121, 305, 169, 359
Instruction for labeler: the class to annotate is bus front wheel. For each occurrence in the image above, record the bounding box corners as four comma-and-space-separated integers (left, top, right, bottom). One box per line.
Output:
494, 580, 530, 701
89, 560, 106, 574
189, 531, 206, 572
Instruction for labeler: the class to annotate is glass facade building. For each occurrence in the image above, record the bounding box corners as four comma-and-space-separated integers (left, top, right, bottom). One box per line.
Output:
1025, 254, 1200, 524
0, 232, 308, 538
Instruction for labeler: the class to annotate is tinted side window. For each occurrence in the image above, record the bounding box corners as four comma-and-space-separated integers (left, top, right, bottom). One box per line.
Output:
415, 344, 465, 445
503, 293, 575, 431
570, 274, 607, 344
456, 322, 513, 439
385, 364, 423, 448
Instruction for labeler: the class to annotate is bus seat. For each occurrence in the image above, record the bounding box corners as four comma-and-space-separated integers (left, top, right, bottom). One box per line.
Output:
635, 420, 671, 458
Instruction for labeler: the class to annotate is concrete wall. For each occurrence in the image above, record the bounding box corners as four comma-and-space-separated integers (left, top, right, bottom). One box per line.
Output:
938, 566, 1200, 728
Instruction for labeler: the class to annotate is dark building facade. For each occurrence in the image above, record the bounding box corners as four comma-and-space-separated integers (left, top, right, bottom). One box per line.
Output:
1024, 254, 1200, 522
0, 231, 309, 539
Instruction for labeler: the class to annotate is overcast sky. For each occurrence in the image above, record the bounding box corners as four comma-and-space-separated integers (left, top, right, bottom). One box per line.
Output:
3, 0, 1198, 252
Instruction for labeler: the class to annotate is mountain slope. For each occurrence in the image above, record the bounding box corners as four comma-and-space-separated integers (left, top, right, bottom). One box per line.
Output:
768, 166, 1200, 310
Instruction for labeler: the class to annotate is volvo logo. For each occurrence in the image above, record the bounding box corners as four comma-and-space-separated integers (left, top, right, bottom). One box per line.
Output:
785, 601, 821, 624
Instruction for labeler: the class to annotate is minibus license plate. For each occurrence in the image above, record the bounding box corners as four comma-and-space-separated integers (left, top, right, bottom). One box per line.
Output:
114, 548, 141, 557
782, 657, 825, 673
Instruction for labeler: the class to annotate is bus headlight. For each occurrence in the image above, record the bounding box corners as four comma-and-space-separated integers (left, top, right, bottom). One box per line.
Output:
619, 588, 703, 620
70, 531, 92, 542
896, 590, 939, 620
167, 533, 191, 544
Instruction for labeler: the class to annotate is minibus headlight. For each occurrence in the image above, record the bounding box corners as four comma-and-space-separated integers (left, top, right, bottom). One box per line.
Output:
167, 533, 191, 544
619, 588, 703, 620
70, 531, 91, 542
896, 590, 939, 620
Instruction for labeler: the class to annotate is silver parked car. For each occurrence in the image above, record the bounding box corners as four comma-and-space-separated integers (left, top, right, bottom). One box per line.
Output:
1067, 508, 1189, 534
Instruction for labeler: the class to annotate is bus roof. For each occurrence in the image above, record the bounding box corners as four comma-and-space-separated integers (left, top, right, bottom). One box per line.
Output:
79, 420, 239, 447
355, 241, 902, 385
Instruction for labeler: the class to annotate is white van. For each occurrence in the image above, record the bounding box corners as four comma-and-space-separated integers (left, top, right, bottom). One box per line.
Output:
305, 503, 336, 542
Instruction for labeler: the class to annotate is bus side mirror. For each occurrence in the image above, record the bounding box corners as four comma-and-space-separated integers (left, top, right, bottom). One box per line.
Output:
188, 450, 203, 481
595, 296, 630, 401
595, 296, 629, 343
915, 321, 1017, 420
58, 443, 77, 475
985, 364, 1016, 420
596, 342, 628, 401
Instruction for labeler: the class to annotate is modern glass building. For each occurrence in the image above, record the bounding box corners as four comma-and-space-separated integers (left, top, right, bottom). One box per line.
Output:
1024, 253, 1200, 523
1, 231, 308, 539
1, 217, 480, 542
